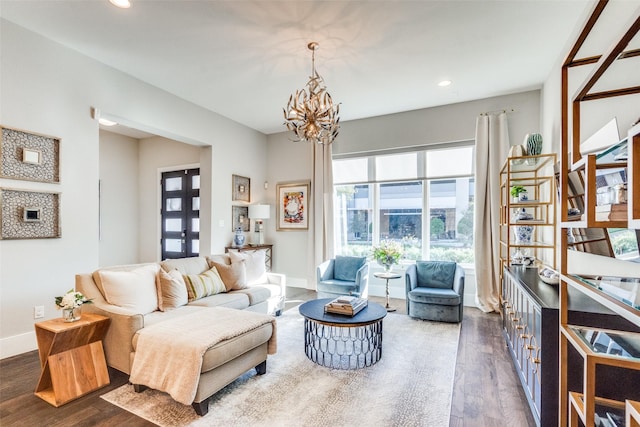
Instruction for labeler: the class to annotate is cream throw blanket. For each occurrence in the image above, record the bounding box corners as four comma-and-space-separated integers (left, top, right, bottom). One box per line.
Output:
129, 307, 277, 405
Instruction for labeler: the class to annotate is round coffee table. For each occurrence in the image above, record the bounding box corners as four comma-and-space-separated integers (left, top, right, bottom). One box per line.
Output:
298, 298, 387, 369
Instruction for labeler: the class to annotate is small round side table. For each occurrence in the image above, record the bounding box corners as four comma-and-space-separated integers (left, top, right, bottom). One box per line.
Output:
374, 271, 402, 312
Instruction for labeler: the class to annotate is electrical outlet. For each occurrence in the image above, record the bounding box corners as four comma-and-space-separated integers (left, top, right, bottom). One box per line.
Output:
34, 305, 44, 319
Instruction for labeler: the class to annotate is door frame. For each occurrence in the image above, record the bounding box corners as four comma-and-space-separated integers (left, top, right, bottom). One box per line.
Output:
157, 163, 199, 261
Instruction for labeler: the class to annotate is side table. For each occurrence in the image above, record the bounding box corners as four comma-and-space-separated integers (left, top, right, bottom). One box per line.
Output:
374, 271, 402, 312
225, 244, 273, 271
34, 313, 111, 406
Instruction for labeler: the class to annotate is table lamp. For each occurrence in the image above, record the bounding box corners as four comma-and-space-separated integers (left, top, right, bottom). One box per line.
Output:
248, 204, 270, 245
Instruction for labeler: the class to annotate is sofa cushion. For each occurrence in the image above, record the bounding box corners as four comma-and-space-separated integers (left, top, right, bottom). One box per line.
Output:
187, 292, 251, 310
160, 256, 209, 276
132, 313, 273, 374
416, 261, 456, 289
334, 256, 366, 282
92, 262, 158, 298
95, 264, 160, 314
183, 267, 226, 302
228, 250, 268, 285
230, 286, 271, 306
207, 254, 231, 266
210, 261, 247, 291
408, 287, 461, 306
156, 268, 189, 311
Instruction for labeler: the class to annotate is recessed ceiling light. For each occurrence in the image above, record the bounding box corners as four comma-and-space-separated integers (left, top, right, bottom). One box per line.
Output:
109, 0, 131, 8
438, 80, 452, 87
98, 118, 118, 126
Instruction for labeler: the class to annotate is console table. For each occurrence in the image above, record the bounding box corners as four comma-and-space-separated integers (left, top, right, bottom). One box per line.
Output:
34, 313, 110, 406
502, 267, 640, 426
225, 244, 273, 271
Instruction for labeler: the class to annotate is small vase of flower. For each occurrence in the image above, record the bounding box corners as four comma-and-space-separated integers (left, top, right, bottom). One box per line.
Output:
372, 240, 403, 272
55, 289, 93, 322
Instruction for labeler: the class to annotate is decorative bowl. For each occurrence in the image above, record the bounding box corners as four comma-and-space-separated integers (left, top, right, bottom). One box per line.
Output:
538, 267, 560, 285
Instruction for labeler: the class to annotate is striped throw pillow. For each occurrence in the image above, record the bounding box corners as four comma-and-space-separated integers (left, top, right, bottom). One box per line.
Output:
183, 267, 226, 301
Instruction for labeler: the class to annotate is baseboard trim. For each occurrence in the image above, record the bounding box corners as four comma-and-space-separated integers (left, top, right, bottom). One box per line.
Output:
1, 331, 37, 360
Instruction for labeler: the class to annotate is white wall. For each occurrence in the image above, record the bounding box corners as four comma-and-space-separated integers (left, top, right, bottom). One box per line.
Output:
0, 20, 268, 358
137, 136, 201, 262
540, 2, 640, 270
267, 90, 543, 304
99, 130, 139, 266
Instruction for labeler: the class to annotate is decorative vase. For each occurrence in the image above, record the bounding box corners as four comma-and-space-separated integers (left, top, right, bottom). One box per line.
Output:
233, 226, 246, 247
377, 260, 394, 272
513, 208, 533, 244
526, 133, 543, 155
508, 144, 527, 164
62, 307, 81, 322
518, 191, 528, 202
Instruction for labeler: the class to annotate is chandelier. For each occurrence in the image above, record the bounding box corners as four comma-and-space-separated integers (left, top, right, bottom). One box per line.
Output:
283, 42, 340, 145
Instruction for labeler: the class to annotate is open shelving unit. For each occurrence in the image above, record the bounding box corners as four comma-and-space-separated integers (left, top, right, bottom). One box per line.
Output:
499, 153, 557, 278
558, 2, 640, 427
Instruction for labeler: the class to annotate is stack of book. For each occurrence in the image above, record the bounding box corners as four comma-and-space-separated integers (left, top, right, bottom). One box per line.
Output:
324, 296, 368, 316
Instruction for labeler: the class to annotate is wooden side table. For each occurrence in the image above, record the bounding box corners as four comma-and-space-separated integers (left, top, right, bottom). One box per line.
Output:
34, 313, 110, 406
225, 244, 273, 271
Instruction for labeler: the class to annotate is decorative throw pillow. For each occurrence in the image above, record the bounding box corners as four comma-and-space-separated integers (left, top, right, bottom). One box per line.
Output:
228, 250, 268, 285
210, 261, 248, 291
334, 256, 366, 282
183, 267, 226, 302
416, 261, 457, 289
96, 264, 159, 314
156, 268, 188, 311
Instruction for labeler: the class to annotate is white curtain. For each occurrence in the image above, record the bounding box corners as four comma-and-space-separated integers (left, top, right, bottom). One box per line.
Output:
309, 143, 335, 282
474, 112, 509, 313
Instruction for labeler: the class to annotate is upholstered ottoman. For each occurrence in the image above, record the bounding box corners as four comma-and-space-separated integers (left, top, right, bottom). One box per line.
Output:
129, 307, 276, 415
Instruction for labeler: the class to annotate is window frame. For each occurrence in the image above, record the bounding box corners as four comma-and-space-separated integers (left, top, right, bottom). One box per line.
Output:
333, 141, 475, 265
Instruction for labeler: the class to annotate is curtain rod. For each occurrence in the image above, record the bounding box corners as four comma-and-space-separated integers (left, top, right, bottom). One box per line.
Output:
479, 108, 515, 116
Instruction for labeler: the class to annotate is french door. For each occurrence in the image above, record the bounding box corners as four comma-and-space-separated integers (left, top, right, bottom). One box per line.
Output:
161, 168, 200, 260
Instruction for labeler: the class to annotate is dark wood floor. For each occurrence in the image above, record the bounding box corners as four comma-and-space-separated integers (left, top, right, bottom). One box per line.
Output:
0, 287, 535, 427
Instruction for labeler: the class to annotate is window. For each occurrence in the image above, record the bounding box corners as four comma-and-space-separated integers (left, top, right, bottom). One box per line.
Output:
333, 144, 475, 265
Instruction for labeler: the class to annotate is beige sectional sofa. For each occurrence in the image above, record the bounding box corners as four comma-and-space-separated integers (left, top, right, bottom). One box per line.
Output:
76, 251, 284, 415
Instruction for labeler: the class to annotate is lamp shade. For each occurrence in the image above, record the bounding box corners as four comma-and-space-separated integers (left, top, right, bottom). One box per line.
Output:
249, 204, 270, 220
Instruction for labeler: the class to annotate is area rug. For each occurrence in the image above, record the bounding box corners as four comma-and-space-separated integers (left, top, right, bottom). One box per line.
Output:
101, 307, 461, 427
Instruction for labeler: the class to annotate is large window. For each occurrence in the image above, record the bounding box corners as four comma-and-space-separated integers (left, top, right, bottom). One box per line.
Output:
333, 144, 475, 265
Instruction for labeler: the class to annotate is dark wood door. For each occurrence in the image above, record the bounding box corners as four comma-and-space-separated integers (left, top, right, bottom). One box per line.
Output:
161, 168, 200, 259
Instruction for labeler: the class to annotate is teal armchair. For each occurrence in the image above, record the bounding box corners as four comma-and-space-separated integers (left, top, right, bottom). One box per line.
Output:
316, 256, 369, 299
405, 261, 464, 323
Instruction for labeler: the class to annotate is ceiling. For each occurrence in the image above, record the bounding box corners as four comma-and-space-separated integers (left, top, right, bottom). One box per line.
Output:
0, 0, 616, 136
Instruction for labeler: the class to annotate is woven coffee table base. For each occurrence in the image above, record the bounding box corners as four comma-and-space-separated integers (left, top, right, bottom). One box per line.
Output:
303, 319, 383, 369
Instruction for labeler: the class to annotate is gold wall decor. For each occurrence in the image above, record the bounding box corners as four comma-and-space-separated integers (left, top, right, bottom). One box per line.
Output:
232, 174, 250, 202
0, 188, 61, 239
0, 125, 61, 183
232, 205, 249, 232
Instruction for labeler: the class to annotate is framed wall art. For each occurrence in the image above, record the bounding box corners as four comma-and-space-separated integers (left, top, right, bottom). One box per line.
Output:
0, 125, 60, 183
232, 174, 250, 202
0, 188, 61, 239
276, 181, 310, 231
232, 205, 249, 232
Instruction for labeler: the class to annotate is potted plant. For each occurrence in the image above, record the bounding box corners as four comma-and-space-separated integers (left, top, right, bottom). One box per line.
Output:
372, 240, 403, 272
510, 185, 528, 202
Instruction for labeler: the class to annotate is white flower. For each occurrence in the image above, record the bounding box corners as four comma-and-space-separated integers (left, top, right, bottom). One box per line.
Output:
55, 289, 93, 310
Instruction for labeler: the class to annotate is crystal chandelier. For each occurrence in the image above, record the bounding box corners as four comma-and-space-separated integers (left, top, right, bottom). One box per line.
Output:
283, 42, 340, 144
